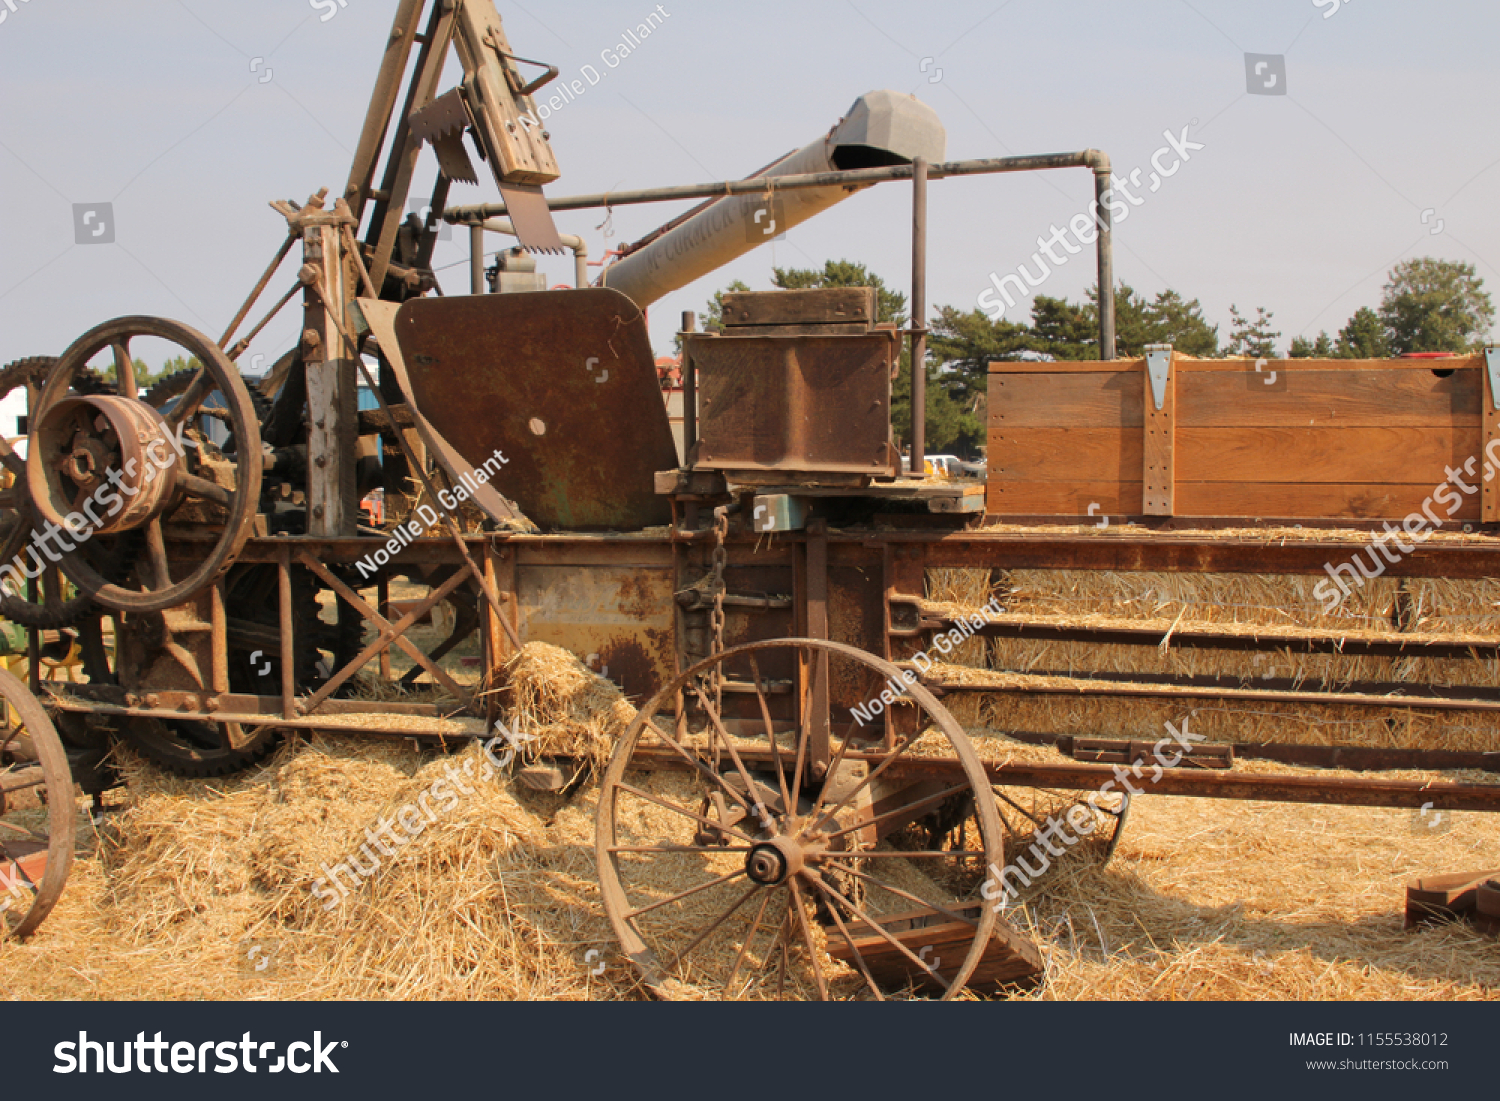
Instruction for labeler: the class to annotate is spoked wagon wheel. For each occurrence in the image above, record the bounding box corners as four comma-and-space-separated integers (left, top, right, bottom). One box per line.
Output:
25, 316, 262, 615
597, 638, 1013, 1001
0, 667, 76, 939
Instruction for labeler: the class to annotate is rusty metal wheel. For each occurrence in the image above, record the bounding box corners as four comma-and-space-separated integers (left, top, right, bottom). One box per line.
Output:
0, 357, 116, 629
597, 638, 1009, 1000
25, 316, 262, 614
0, 667, 76, 939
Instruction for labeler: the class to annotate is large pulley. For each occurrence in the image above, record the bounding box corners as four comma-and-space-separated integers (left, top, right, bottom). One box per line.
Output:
24, 316, 262, 614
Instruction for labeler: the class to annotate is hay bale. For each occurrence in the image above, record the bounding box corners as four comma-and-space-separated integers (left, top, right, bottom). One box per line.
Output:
504, 642, 636, 772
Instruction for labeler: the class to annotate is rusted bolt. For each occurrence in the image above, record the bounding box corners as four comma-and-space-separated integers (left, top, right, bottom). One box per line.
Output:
313, 505, 324, 519
124, 694, 140, 707
205, 695, 221, 711
143, 694, 160, 708
298, 263, 320, 285
314, 456, 327, 468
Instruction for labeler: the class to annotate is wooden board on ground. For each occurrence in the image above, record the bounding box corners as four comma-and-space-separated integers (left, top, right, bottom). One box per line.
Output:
824, 903, 1043, 994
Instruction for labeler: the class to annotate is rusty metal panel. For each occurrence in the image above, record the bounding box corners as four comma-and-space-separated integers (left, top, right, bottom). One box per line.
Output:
516, 554, 676, 704
685, 332, 900, 477
394, 289, 677, 532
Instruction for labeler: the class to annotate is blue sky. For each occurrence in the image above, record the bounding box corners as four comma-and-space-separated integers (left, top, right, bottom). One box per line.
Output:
2, 0, 1497, 369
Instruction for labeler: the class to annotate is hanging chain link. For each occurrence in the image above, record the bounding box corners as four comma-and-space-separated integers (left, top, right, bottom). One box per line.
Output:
709, 506, 729, 713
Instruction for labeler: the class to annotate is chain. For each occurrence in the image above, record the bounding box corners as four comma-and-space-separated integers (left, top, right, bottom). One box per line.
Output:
710, 506, 728, 713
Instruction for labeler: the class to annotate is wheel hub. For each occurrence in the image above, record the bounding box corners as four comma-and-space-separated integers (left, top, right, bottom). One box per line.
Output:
745, 836, 805, 885
30, 395, 180, 534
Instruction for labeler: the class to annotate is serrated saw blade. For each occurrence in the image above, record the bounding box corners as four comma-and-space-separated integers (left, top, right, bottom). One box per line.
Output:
498, 180, 565, 254
409, 88, 478, 185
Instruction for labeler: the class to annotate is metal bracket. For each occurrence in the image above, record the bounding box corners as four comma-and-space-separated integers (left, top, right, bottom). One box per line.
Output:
1144, 343, 1173, 411
1487, 346, 1500, 411
485, 35, 559, 97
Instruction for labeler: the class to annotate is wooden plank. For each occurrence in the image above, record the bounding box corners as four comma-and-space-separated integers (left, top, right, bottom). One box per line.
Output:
985, 480, 1476, 520
303, 223, 357, 537
988, 372, 1143, 428
989, 356, 1484, 374
1178, 368, 1480, 426
990, 426, 1482, 484
989, 363, 1481, 425
1175, 482, 1482, 521
987, 481, 1143, 516
991, 369, 1477, 428
1143, 354, 1174, 515
721, 287, 876, 328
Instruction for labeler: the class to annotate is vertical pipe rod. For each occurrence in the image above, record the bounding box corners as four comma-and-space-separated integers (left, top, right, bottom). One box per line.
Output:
279, 547, 296, 720
681, 309, 697, 466
911, 157, 928, 474
1094, 168, 1116, 360
470, 224, 486, 296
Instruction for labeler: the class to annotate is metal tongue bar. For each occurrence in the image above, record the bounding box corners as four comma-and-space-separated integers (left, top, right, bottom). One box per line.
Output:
497, 180, 565, 254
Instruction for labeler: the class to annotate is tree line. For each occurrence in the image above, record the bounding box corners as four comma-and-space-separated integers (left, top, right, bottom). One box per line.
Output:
694, 257, 1494, 457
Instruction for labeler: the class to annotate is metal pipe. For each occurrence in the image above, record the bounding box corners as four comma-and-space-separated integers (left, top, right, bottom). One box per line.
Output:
1094, 168, 1116, 359
443, 151, 1113, 216
445, 148, 1116, 332
910, 157, 927, 473
471, 217, 589, 288
681, 309, 697, 463
470, 224, 486, 296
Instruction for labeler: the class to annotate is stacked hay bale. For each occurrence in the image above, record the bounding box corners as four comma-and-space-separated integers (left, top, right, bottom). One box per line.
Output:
921, 536, 1500, 753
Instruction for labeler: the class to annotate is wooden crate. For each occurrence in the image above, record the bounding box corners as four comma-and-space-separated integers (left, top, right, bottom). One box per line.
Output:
986, 353, 1500, 521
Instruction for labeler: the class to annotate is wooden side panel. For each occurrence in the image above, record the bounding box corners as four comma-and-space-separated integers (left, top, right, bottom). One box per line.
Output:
987, 358, 1489, 519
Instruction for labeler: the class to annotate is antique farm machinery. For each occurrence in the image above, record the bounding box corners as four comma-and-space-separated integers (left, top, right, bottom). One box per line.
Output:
5, 0, 1500, 996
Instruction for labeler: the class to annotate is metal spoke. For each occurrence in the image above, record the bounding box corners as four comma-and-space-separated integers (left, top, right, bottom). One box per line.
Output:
808, 873, 886, 1001
163, 369, 213, 430
112, 340, 136, 401
814, 848, 983, 859
807, 726, 860, 823
816, 782, 972, 845
609, 844, 752, 855
614, 781, 756, 845
747, 654, 793, 813
691, 684, 774, 832
815, 860, 979, 928
145, 519, 171, 588
638, 716, 768, 822
659, 880, 762, 976
623, 868, 746, 920
807, 870, 943, 985
724, 888, 776, 998
787, 876, 829, 1000
177, 474, 232, 509
804, 733, 921, 836
789, 647, 817, 815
